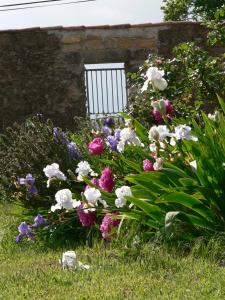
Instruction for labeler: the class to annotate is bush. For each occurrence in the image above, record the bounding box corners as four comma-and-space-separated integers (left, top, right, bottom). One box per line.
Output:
0, 116, 82, 208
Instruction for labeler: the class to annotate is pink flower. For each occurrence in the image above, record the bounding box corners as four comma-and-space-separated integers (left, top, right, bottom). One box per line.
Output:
152, 109, 163, 123
85, 178, 99, 190
100, 213, 120, 241
151, 99, 174, 123
165, 100, 174, 114
143, 159, 154, 172
77, 203, 96, 227
88, 137, 104, 155
99, 167, 114, 193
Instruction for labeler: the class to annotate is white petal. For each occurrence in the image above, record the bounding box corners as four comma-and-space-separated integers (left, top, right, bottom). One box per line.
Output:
99, 199, 108, 208
78, 261, 90, 270
115, 198, 126, 208
141, 80, 150, 93
153, 78, 168, 91
73, 200, 81, 208
51, 203, 62, 212
47, 179, 51, 188
190, 160, 197, 171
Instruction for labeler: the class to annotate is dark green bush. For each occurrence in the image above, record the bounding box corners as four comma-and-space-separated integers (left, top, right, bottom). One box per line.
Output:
0, 116, 81, 207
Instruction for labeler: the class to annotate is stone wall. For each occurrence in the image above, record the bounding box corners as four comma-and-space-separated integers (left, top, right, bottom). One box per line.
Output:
0, 22, 221, 130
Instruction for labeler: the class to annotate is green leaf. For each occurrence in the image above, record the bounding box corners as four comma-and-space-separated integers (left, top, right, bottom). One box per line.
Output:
126, 175, 163, 196
179, 178, 198, 187
158, 192, 214, 222
120, 112, 131, 120
126, 196, 164, 224
120, 156, 141, 172
178, 213, 214, 231
131, 185, 157, 200
217, 94, 225, 114
133, 119, 149, 142
163, 162, 191, 178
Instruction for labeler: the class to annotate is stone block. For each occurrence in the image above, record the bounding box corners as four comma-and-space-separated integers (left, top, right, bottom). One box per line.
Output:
62, 35, 82, 44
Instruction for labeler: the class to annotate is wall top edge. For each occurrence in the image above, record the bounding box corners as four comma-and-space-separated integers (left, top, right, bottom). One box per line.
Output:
0, 21, 203, 34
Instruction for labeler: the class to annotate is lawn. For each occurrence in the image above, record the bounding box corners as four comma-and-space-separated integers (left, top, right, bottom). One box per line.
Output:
0, 203, 225, 300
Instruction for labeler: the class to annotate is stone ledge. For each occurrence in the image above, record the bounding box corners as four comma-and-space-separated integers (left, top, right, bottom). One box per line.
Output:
0, 21, 203, 34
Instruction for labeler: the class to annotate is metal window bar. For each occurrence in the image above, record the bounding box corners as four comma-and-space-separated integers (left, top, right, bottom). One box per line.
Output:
85, 67, 128, 118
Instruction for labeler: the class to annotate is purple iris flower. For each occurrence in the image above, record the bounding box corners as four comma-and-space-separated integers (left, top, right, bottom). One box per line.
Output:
67, 142, 81, 159
53, 127, 60, 139
25, 174, 35, 186
104, 117, 114, 127
27, 185, 38, 195
114, 128, 121, 140
32, 214, 46, 228
102, 126, 112, 137
53, 128, 69, 145
18, 174, 38, 195
107, 135, 118, 151
61, 132, 69, 145
18, 178, 26, 185
16, 222, 35, 243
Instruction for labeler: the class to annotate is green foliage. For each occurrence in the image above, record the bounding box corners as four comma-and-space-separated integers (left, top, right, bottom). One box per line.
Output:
127, 42, 225, 127
206, 5, 225, 46
162, 0, 225, 21
122, 99, 225, 239
162, 0, 192, 21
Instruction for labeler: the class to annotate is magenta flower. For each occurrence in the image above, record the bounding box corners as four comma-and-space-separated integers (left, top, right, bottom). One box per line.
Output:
165, 100, 174, 114
152, 109, 163, 123
152, 99, 174, 123
88, 137, 104, 155
77, 203, 96, 227
85, 178, 100, 190
100, 213, 121, 241
99, 167, 114, 193
143, 159, 154, 172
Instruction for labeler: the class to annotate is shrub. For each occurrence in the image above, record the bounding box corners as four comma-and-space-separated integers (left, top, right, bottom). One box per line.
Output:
0, 116, 82, 208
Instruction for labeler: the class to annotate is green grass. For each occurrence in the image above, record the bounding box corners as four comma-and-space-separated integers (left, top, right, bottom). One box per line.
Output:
0, 203, 225, 300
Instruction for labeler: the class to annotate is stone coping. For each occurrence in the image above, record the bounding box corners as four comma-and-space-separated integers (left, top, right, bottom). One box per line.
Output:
0, 21, 202, 33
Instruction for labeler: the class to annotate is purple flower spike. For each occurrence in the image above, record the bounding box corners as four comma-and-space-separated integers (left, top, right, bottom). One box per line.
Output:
107, 135, 118, 151
104, 117, 114, 127
102, 126, 112, 137
114, 128, 121, 140
33, 214, 46, 228
53, 127, 60, 139
61, 132, 69, 145
67, 142, 81, 159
